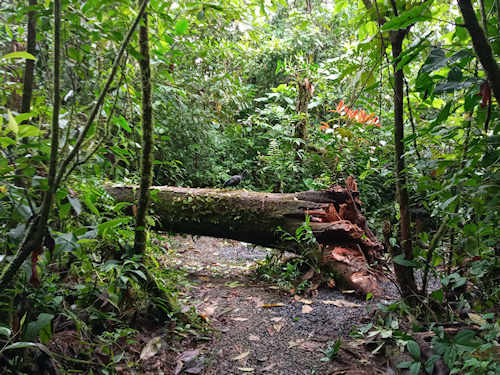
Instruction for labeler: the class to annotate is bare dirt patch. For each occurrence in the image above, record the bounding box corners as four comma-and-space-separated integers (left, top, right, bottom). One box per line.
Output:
160, 235, 389, 375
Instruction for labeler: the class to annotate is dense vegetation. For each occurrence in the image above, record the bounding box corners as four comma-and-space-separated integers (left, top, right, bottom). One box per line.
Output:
0, 0, 498, 373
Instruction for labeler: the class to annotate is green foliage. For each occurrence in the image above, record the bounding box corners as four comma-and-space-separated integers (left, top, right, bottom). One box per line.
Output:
0, 0, 499, 372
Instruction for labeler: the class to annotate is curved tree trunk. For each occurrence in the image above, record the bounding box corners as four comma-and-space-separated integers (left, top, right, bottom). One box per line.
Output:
458, 0, 500, 103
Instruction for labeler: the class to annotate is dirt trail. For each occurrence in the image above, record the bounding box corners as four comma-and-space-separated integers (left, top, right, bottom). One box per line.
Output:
161, 235, 389, 375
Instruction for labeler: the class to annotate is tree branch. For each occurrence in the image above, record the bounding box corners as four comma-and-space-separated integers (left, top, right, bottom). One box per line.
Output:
458, 0, 500, 103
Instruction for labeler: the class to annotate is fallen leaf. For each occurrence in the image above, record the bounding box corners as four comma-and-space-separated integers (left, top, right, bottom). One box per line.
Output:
238, 368, 255, 372
199, 276, 210, 281
468, 313, 487, 326
262, 303, 284, 308
233, 317, 249, 321
200, 304, 217, 316
185, 364, 204, 374
262, 363, 276, 371
232, 351, 250, 361
249, 334, 260, 341
288, 339, 304, 348
342, 290, 355, 294
293, 295, 312, 304
300, 341, 322, 351
321, 299, 361, 307
266, 327, 275, 336
302, 305, 313, 314
174, 360, 183, 375
270, 317, 283, 322
247, 296, 264, 307
178, 349, 200, 362
140, 336, 162, 361
273, 322, 284, 332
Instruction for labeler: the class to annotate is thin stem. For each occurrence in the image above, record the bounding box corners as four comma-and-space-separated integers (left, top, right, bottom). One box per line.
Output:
404, 78, 421, 160
54, 0, 150, 188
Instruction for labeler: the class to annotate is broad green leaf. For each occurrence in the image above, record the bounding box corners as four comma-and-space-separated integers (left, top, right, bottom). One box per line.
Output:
0, 326, 11, 337
24, 313, 54, 343
381, 1, 433, 31
18, 124, 42, 138
4, 342, 41, 350
97, 217, 131, 235
430, 289, 444, 303
15, 112, 34, 123
430, 102, 452, 128
421, 48, 447, 73
7, 110, 18, 135
175, 19, 189, 35
454, 330, 476, 346
114, 116, 131, 133
409, 362, 421, 375
407, 340, 421, 360
393, 254, 419, 267
1, 51, 36, 60
0, 137, 16, 148
55, 232, 79, 252
67, 195, 82, 216
440, 195, 457, 210
83, 196, 100, 216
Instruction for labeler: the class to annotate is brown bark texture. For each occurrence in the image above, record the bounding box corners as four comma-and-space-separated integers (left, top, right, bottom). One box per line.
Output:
458, 0, 500, 103
391, 29, 418, 299
106, 176, 385, 295
20, 0, 37, 115
294, 77, 314, 151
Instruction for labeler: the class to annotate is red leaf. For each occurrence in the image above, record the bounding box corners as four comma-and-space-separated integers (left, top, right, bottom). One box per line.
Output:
478, 81, 491, 107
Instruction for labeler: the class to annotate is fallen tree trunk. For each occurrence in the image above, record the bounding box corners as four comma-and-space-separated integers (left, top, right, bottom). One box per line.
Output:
106, 176, 385, 295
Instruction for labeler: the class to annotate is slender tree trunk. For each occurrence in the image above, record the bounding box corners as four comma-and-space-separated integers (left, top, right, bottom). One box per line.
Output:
134, 1, 154, 254
294, 77, 313, 155
0, 0, 60, 291
458, 0, 500, 103
391, 30, 418, 300
20, 0, 37, 115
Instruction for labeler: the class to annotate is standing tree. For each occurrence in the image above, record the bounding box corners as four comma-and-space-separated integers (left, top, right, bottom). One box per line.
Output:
20, 0, 37, 116
359, 0, 423, 300
134, 0, 154, 254
457, 0, 500, 103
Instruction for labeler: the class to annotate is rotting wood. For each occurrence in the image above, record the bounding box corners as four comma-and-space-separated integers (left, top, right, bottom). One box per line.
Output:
106, 176, 385, 295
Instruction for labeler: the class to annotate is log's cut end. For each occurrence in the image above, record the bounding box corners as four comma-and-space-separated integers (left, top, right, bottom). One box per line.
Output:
323, 245, 383, 296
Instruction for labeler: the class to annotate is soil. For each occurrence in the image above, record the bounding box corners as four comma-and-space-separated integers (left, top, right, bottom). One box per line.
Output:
148, 235, 393, 375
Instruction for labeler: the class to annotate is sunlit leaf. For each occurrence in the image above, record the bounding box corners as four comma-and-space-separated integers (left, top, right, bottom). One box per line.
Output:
1, 51, 36, 60
175, 19, 189, 35
381, 1, 433, 31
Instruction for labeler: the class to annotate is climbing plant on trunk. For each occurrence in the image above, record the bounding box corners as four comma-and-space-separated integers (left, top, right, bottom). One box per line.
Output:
134, 0, 154, 254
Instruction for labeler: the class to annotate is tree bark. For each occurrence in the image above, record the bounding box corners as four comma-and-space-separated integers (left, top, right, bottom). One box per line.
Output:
134, 1, 154, 254
294, 77, 313, 154
106, 180, 385, 295
391, 29, 418, 299
458, 0, 500, 103
20, 0, 37, 115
